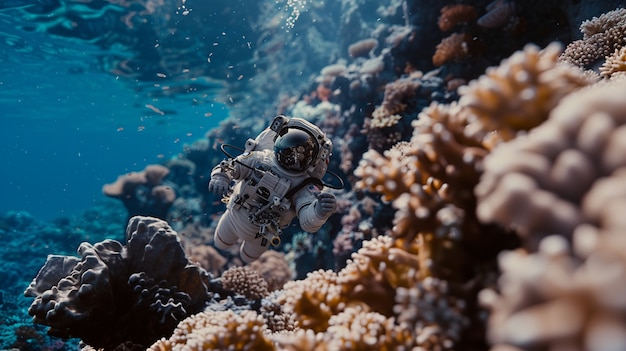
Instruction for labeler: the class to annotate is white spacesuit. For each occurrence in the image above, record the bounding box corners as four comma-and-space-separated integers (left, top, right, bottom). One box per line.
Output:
208, 115, 338, 263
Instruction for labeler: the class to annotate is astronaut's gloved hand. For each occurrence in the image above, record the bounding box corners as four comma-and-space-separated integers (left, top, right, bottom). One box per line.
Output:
315, 192, 337, 218
209, 174, 230, 197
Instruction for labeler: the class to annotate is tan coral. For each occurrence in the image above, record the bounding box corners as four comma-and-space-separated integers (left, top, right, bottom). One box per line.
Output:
248, 250, 294, 291
459, 42, 594, 142
151, 185, 176, 204
357, 46, 590, 277
369, 75, 421, 128
477, 0, 516, 29
221, 266, 269, 300
561, 8, 626, 69
481, 233, 626, 351
476, 78, 626, 248
348, 38, 378, 58
272, 329, 328, 351
395, 277, 469, 350
355, 102, 487, 279
600, 46, 626, 79
364, 73, 424, 150
144, 164, 170, 186
185, 243, 227, 276
337, 235, 422, 315
262, 295, 297, 334
370, 111, 402, 129
147, 310, 274, 351
277, 269, 347, 332
432, 33, 469, 67
102, 171, 147, 198
580, 7, 626, 39
351, 44, 601, 350
438, 4, 477, 32
324, 304, 413, 350
353, 147, 421, 203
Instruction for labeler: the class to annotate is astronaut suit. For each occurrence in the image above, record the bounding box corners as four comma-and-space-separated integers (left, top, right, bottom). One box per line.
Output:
208, 115, 338, 263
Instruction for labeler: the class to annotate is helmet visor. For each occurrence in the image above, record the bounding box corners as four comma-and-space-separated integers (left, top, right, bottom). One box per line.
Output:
274, 128, 318, 172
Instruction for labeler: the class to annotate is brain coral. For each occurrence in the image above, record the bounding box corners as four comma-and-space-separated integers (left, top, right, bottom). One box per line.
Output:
476, 78, 626, 249
24, 216, 211, 349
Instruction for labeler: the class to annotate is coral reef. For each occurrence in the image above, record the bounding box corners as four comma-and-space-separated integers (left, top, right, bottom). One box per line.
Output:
15, 2, 626, 351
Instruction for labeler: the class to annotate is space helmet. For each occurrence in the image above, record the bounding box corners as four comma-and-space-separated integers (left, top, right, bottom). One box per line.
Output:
273, 127, 319, 172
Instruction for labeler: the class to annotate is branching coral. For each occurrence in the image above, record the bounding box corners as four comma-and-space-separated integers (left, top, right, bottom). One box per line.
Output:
438, 4, 477, 32
323, 304, 412, 350
277, 269, 346, 332
352, 42, 596, 349
459, 42, 594, 142
366, 73, 423, 150
481, 232, 626, 350
147, 310, 274, 351
600, 46, 626, 79
354, 100, 493, 283
432, 33, 469, 67
475, 79, 626, 248
395, 277, 469, 350
370, 75, 421, 128
274, 235, 475, 350
560, 7, 626, 69
260, 291, 298, 333
337, 235, 419, 314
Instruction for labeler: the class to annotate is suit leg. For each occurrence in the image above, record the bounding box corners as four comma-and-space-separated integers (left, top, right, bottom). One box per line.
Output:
213, 210, 239, 250
240, 238, 270, 263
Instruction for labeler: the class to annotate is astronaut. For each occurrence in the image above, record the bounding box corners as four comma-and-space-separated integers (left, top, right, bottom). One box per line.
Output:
208, 115, 338, 263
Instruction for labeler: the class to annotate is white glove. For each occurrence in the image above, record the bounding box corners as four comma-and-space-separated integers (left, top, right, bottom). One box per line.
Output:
208, 174, 230, 197
315, 192, 337, 218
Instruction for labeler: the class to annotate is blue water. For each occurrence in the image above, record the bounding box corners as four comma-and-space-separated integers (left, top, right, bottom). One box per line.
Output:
0, 13, 228, 220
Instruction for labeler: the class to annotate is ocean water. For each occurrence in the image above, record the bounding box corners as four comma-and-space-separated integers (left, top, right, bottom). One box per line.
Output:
0, 11, 228, 221
6, 0, 626, 350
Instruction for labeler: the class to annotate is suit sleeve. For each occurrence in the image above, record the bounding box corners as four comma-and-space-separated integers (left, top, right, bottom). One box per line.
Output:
210, 152, 257, 181
294, 184, 330, 233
